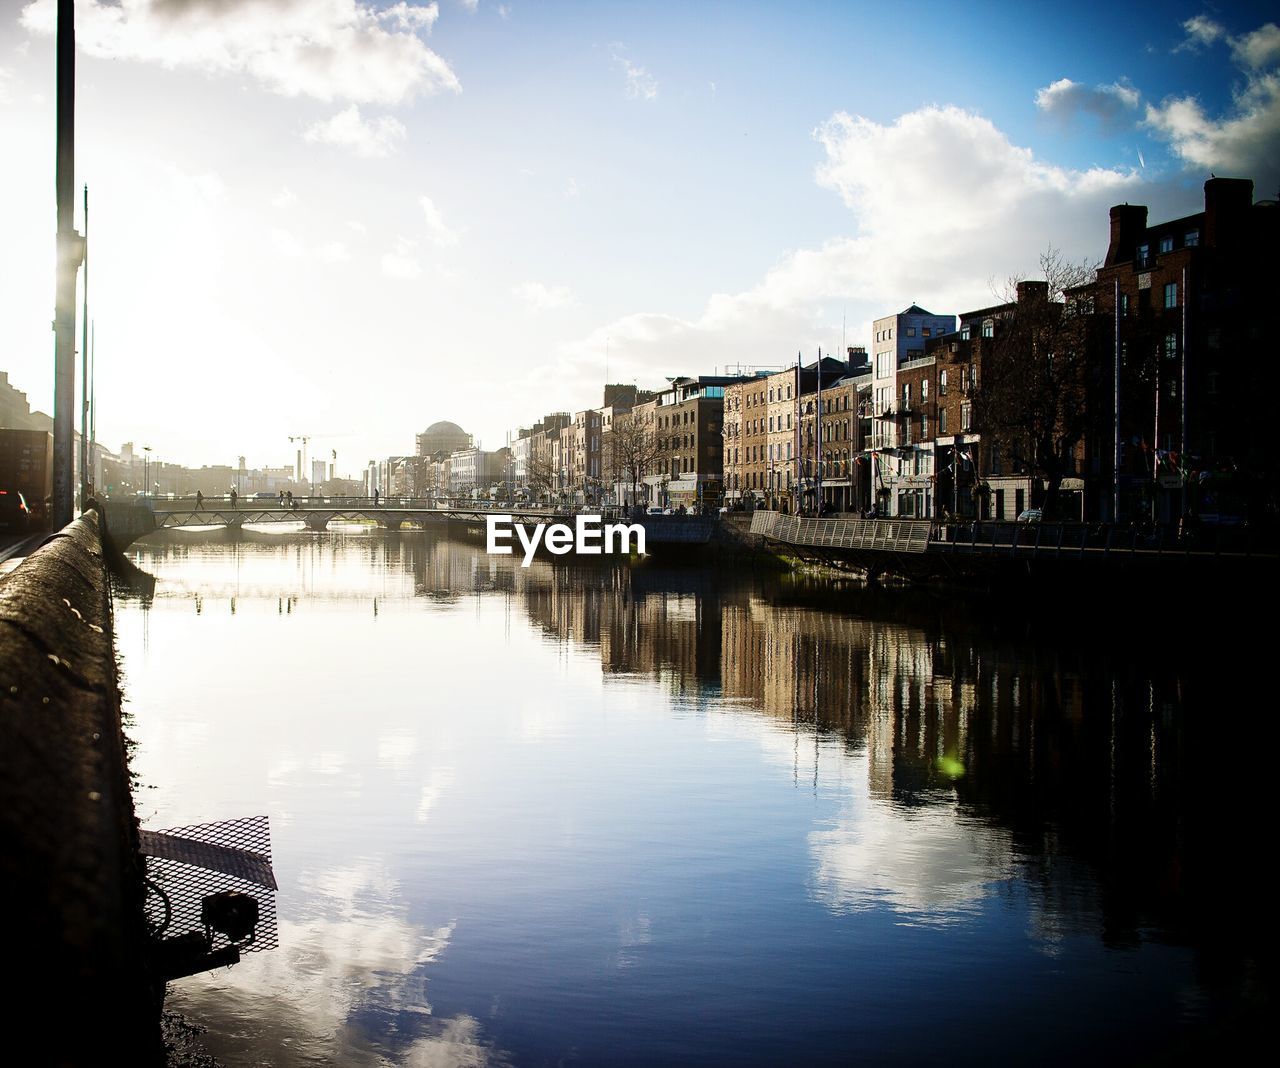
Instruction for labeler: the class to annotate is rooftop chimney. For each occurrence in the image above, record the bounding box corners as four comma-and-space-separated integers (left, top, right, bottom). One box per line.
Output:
1105, 204, 1148, 267
1016, 280, 1049, 304
1203, 176, 1252, 248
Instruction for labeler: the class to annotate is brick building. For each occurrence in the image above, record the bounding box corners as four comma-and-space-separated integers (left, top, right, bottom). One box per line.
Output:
1094, 177, 1277, 523
723, 372, 776, 504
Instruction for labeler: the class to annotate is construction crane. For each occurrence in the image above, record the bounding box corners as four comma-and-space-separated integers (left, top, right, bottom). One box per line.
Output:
288, 435, 310, 486
288, 435, 347, 488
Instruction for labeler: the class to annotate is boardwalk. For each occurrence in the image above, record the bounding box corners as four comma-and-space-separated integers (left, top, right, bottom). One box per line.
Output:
750, 509, 1277, 582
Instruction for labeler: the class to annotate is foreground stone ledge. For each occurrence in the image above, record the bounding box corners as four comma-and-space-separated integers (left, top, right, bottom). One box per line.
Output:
0, 509, 162, 1064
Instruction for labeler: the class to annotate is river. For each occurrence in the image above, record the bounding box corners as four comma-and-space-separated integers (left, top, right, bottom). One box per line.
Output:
114, 527, 1273, 1066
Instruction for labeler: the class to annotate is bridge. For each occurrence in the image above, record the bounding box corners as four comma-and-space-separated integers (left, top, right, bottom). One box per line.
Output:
100, 496, 717, 551
749, 510, 1279, 584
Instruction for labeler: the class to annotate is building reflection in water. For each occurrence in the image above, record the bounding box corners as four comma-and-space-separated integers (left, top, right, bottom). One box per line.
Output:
119, 528, 1274, 1062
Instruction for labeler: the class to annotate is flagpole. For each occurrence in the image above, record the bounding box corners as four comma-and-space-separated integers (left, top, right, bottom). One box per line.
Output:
794, 349, 800, 513
816, 348, 823, 513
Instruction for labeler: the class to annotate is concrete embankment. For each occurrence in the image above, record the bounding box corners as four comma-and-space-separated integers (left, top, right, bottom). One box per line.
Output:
0, 509, 162, 1064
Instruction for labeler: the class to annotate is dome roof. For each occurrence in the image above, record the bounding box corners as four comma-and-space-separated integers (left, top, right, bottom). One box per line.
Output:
423, 420, 466, 435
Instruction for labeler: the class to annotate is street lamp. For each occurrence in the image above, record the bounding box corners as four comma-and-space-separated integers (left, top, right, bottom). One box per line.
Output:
143, 445, 152, 502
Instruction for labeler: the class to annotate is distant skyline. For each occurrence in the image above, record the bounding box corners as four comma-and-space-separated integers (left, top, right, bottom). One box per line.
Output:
1, 1, 1277, 473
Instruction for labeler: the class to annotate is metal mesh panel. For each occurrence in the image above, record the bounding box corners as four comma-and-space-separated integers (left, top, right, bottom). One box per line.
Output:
141, 815, 278, 954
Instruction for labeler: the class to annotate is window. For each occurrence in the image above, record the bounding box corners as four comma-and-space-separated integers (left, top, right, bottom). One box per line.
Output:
939, 408, 948, 435
982, 319, 994, 338
768, 417, 774, 432
1164, 333, 1178, 359
1120, 293, 1130, 317
919, 414, 928, 438
1159, 235, 1174, 254
768, 388, 774, 402
906, 327, 916, 337
922, 327, 932, 337
902, 383, 912, 406
939, 370, 948, 395
921, 378, 929, 401
960, 324, 971, 340
1137, 243, 1150, 266
961, 402, 972, 431
786, 386, 792, 399
1185, 229, 1200, 247
1164, 282, 1178, 308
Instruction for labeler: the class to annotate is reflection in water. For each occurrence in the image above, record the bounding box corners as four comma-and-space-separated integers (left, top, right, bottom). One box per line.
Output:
168, 857, 500, 1066
117, 529, 1274, 1064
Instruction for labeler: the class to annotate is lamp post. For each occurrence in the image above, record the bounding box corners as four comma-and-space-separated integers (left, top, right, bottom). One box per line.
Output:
143, 445, 152, 503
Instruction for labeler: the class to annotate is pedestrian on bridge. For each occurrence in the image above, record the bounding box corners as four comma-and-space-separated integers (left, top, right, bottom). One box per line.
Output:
278, 490, 285, 508
195, 490, 204, 512
229, 488, 238, 509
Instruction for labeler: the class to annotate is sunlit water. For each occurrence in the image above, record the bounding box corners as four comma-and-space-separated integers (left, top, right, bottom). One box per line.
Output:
114, 528, 1273, 1066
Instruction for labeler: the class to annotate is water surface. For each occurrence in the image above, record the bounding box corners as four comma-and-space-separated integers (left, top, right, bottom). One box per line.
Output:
115, 529, 1274, 1065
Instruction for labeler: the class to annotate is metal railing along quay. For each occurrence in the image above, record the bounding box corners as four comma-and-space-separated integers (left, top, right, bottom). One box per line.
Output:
749, 510, 1277, 561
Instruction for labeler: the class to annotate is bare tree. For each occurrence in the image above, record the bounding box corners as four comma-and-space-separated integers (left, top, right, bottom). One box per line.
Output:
525, 447, 558, 500
974, 247, 1104, 518
608, 412, 661, 506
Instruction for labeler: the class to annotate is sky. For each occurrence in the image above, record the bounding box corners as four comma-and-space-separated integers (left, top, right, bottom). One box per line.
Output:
0, 1, 1277, 474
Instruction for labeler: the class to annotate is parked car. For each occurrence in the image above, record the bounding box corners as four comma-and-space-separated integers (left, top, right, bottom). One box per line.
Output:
0, 490, 31, 532
1017, 508, 1043, 523
646, 506, 664, 515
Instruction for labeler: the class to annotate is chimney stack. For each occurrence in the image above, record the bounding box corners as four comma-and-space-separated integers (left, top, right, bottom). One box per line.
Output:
1203, 176, 1252, 249
1105, 204, 1148, 267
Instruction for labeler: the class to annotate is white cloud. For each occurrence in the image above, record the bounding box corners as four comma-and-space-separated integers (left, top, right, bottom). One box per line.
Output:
1035, 77, 1141, 131
512, 281, 576, 312
1146, 18, 1280, 189
612, 47, 658, 101
1232, 22, 1280, 69
563, 176, 581, 199
382, 237, 423, 279
1174, 14, 1226, 52
319, 240, 350, 263
303, 105, 407, 157
1146, 73, 1280, 184
419, 195, 459, 246
270, 227, 304, 258
272, 185, 299, 208
19, 0, 460, 105
497, 4, 512, 19
544, 104, 1140, 410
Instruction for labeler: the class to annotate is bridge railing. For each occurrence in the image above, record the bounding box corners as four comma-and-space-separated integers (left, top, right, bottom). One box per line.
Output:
750, 511, 1278, 558
750, 511, 933, 553
935, 520, 1276, 556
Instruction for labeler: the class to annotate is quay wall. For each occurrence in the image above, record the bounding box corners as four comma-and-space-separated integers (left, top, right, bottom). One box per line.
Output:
0, 509, 161, 1063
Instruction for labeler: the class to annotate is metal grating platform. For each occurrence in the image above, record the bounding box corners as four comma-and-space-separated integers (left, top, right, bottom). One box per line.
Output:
140, 815, 278, 954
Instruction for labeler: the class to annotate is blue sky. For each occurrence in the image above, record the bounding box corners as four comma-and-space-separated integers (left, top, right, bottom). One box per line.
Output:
1, 1, 1276, 470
